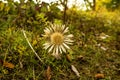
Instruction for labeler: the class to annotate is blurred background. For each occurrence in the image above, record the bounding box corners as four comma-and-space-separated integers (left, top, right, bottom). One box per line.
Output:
0, 0, 120, 80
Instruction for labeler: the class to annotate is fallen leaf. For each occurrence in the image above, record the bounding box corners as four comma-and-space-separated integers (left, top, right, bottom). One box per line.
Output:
71, 65, 80, 77
0, 59, 3, 64
46, 66, 51, 80
66, 54, 71, 62
0, 75, 2, 78
95, 73, 104, 79
3, 61, 15, 69
77, 55, 84, 60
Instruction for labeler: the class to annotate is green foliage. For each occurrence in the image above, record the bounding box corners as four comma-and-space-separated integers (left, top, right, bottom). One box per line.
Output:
105, 0, 120, 10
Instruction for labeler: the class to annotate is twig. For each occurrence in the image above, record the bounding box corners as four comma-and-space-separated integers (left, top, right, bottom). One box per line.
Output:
22, 30, 43, 63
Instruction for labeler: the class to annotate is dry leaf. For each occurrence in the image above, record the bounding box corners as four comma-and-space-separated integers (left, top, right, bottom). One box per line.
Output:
0, 59, 3, 64
46, 66, 51, 80
71, 65, 80, 77
95, 73, 104, 79
66, 54, 71, 62
77, 55, 84, 60
0, 75, 2, 78
3, 61, 15, 69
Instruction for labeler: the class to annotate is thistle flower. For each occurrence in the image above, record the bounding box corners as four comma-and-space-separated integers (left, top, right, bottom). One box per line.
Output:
43, 23, 73, 58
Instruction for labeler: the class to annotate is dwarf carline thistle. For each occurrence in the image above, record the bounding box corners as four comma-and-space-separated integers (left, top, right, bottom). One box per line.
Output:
43, 23, 73, 58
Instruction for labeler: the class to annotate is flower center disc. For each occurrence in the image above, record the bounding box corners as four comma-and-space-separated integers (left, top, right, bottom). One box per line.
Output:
51, 32, 64, 45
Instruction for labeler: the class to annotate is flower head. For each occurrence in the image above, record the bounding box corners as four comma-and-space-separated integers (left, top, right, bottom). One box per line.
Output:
43, 23, 73, 58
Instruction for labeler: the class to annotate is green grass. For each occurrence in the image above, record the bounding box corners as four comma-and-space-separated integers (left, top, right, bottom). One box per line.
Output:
0, 26, 120, 80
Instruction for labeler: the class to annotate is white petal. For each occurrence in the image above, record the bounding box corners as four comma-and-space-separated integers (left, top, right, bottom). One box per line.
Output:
51, 24, 54, 31
52, 47, 56, 55
63, 27, 69, 33
43, 42, 50, 46
56, 45, 59, 55
48, 44, 55, 53
64, 39, 74, 43
44, 28, 50, 33
52, 46, 59, 56
59, 45, 62, 54
52, 48, 60, 59
63, 43, 70, 49
64, 41, 73, 45
61, 25, 65, 31
48, 26, 53, 32
43, 42, 51, 49
52, 25, 56, 32
66, 34, 74, 38
60, 45, 66, 53
42, 34, 47, 37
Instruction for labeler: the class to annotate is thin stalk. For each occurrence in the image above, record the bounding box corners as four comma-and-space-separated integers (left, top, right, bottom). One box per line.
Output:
22, 30, 43, 63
